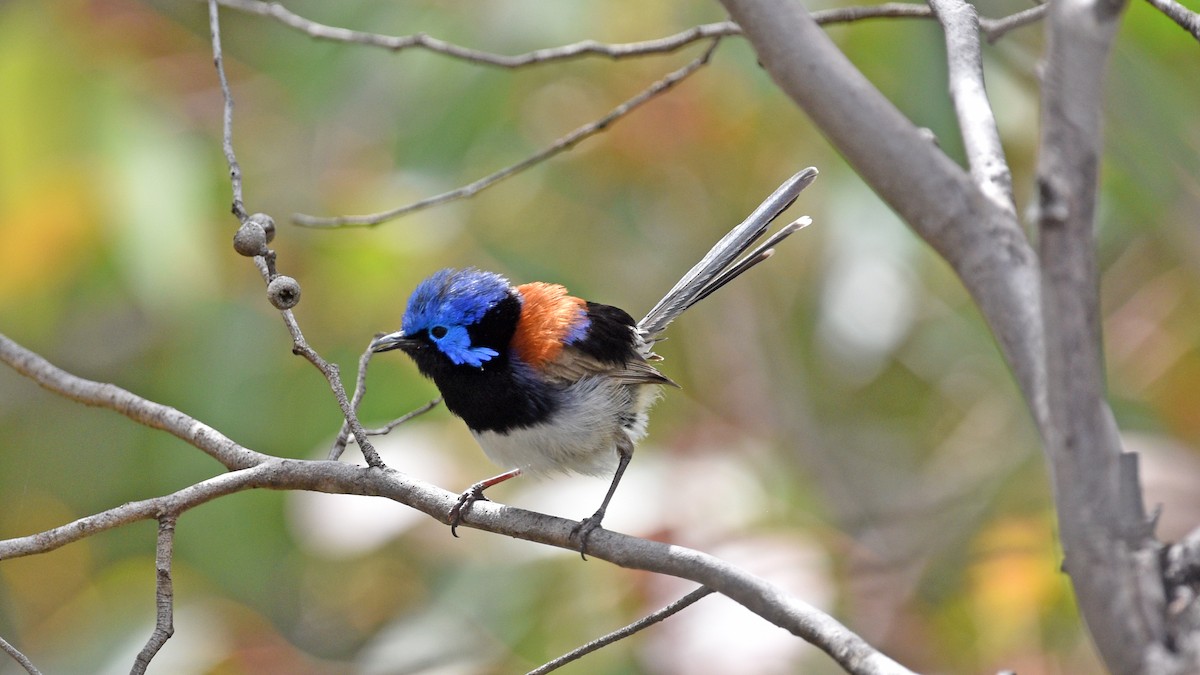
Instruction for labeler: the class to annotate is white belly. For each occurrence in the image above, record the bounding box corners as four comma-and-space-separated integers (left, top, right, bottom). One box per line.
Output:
472, 377, 660, 477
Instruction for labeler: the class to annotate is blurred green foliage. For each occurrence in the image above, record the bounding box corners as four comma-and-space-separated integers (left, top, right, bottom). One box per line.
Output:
1, 0, 1198, 673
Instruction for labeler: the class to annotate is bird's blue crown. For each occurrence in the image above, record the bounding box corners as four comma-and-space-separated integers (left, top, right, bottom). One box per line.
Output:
402, 268, 513, 368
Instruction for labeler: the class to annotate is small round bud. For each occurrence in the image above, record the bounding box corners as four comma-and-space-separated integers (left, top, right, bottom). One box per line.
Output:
248, 212, 276, 244
233, 221, 268, 257
267, 275, 301, 310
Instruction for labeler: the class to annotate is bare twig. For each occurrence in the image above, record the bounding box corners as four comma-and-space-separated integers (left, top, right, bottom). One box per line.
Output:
0, 333, 267, 470
293, 38, 722, 228
212, 0, 1039, 67
0, 465, 273, 560
1143, 0, 1200, 39
328, 340, 379, 460
327, 341, 441, 461
528, 586, 715, 674
362, 398, 442, 436
249, 259, 386, 467
982, 4, 1048, 42
214, 0, 738, 64
330, 396, 443, 460
0, 634, 41, 675
208, 0, 385, 467
131, 515, 177, 675
209, 0, 246, 221
278, 2, 1042, 229
927, 0, 1015, 214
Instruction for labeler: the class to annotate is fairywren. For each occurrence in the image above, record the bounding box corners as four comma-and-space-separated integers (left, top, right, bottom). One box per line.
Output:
372, 168, 817, 553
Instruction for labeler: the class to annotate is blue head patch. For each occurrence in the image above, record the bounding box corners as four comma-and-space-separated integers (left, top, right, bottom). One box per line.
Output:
402, 268, 512, 367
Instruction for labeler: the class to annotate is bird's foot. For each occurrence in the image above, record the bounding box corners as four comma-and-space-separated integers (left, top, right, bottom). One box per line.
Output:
448, 486, 489, 537
570, 510, 607, 560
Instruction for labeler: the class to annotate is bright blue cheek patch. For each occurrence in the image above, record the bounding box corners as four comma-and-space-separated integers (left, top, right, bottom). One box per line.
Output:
435, 325, 499, 367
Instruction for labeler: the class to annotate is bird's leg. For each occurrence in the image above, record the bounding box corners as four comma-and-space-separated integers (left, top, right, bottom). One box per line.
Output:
571, 436, 634, 558
449, 468, 521, 537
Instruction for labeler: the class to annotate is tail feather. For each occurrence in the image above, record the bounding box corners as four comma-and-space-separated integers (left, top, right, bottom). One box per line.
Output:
637, 168, 817, 342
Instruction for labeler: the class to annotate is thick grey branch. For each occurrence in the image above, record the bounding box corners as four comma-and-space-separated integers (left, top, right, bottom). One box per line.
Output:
0, 455, 911, 674
719, 0, 1048, 433
928, 0, 1015, 214
0, 332, 267, 470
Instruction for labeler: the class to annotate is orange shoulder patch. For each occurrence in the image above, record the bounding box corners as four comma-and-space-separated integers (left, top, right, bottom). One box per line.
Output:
512, 282, 588, 367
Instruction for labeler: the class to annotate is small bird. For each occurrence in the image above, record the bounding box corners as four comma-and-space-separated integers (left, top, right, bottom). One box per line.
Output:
372, 168, 817, 554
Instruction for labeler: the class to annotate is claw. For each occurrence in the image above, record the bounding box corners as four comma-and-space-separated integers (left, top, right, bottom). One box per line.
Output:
570, 512, 606, 560
446, 468, 522, 537
448, 486, 488, 537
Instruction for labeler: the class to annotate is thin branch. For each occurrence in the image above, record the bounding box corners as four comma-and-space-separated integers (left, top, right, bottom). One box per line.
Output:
0, 332, 267, 470
293, 38, 723, 228
131, 515, 177, 675
362, 398, 442, 436
209, 0, 246, 221
982, 4, 1049, 43
208, 0, 386, 467
279, 3, 1042, 229
1143, 0, 1200, 40
0, 634, 41, 675
327, 342, 441, 461
0, 465, 272, 560
927, 0, 1015, 215
213, 0, 1039, 67
214, 0, 738, 65
249, 259, 386, 467
329, 340, 377, 460
528, 586, 715, 675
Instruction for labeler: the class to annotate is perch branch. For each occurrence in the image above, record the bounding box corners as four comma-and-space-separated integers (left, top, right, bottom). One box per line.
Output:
1, 330, 913, 674
0, 456, 913, 675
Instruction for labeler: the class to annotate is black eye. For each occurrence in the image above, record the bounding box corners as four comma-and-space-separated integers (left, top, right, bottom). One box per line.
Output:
429, 325, 448, 339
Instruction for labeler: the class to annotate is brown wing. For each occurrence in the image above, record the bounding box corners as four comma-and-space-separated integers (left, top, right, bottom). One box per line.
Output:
538, 345, 678, 387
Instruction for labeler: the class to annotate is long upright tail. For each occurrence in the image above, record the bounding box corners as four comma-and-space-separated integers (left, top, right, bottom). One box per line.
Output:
637, 168, 818, 346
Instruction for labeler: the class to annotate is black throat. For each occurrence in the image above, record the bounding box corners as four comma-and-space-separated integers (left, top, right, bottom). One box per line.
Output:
402, 294, 558, 433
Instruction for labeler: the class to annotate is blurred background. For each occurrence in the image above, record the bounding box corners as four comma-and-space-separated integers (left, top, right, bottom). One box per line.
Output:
1, 0, 1198, 673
